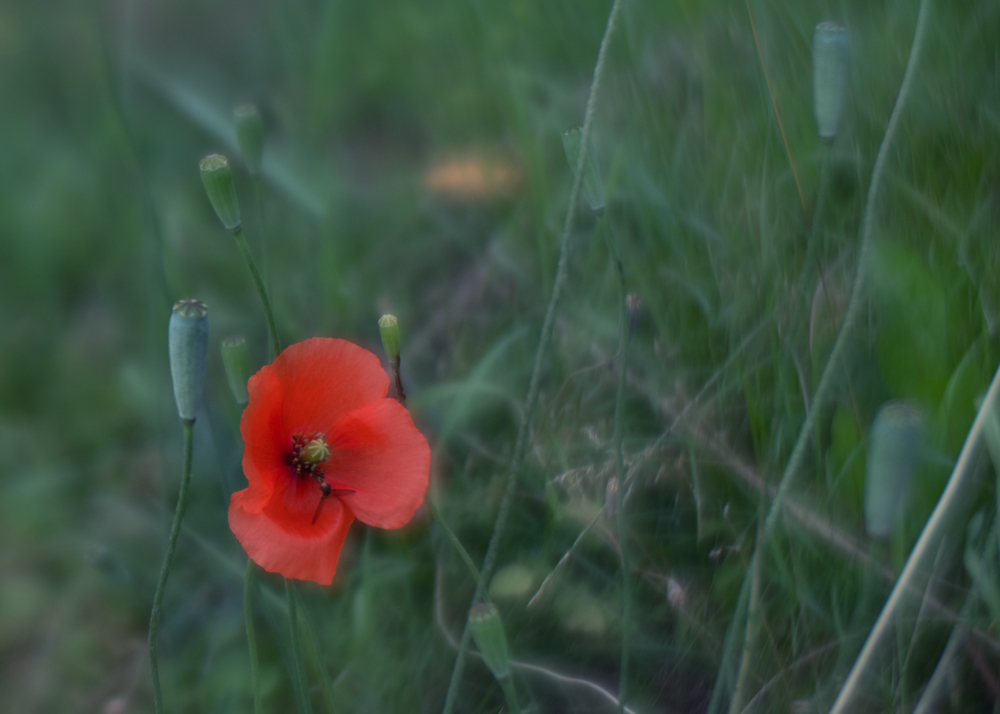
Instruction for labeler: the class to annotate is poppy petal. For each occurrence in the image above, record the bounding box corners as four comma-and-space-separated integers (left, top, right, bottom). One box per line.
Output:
272, 338, 389, 435
238, 366, 288, 510
325, 399, 431, 529
229, 482, 355, 585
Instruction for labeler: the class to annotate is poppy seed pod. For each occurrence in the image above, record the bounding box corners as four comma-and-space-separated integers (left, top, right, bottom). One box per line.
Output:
561, 126, 605, 214
221, 335, 250, 405
233, 104, 265, 175
813, 22, 850, 141
200, 154, 241, 232
469, 603, 511, 681
169, 300, 210, 423
864, 401, 924, 539
378, 314, 401, 362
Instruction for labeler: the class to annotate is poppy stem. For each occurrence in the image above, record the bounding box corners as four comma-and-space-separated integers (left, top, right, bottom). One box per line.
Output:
245, 560, 262, 714
251, 175, 270, 290
391, 357, 406, 405
233, 227, 281, 361
148, 419, 195, 714
285, 579, 315, 714
439, 1, 624, 712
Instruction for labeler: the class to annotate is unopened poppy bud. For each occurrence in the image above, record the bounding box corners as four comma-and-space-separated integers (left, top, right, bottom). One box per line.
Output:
302, 436, 331, 465
813, 22, 850, 141
469, 603, 511, 681
169, 300, 209, 423
221, 335, 250, 405
200, 154, 241, 232
561, 125, 604, 213
865, 401, 923, 539
233, 104, 265, 175
379, 314, 401, 362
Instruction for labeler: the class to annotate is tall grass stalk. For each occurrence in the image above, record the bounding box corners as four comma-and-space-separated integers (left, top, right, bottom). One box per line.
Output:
148, 420, 195, 714
438, 1, 625, 710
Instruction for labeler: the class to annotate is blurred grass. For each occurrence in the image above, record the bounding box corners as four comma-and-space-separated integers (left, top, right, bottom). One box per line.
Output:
2, 0, 1000, 712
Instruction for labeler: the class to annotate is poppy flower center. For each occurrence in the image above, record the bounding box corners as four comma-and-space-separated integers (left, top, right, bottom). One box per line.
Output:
289, 432, 333, 497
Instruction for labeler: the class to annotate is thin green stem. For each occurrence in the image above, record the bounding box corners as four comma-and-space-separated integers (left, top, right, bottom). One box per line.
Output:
706, 569, 752, 714
728, 500, 765, 714
298, 602, 337, 714
245, 560, 262, 714
285, 579, 314, 714
604, 215, 630, 714
251, 175, 270, 289
438, 2, 624, 712
234, 227, 281, 360
428, 498, 480, 582
148, 419, 195, 714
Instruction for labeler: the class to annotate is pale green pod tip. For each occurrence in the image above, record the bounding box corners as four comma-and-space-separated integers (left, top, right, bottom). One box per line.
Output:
220, 335, 250, 405
864, 401, 924, 539
200, 154, 241, 232
233, 104, 265, 175
561, 125, 605, 213
169, 300, 210, 423
469, 602, 511, 681
379, 314, 401, 361
813, 21, 850, 141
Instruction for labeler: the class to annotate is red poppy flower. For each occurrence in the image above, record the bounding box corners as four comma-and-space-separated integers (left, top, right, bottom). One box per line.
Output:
229, 337, 431, 585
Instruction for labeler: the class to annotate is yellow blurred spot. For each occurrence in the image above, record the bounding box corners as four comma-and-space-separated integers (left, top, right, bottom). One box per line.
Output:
423, 152, 520, 200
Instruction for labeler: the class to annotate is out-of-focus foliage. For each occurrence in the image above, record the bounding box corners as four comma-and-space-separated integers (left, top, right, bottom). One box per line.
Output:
2, 0, 1000, 712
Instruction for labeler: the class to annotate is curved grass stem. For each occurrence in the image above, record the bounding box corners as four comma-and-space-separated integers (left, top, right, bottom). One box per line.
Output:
234, 227, 281, 360
148, 419, 195, 714
438, 2, 625, 711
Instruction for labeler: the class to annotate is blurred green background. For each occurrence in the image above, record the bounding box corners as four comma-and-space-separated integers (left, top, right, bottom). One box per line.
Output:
2, 0, 1000, 712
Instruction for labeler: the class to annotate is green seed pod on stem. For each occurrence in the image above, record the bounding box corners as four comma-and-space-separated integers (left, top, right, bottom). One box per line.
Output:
813, 21, 850, 141
169, 300, 209, 424
220, 335, 250, 405
468, 603, 511, 680
378, 314, 401, 362
561, 125, 604, 214
233, 104, 265, 175
864, 401, 924, 539
200, 154, 241, 232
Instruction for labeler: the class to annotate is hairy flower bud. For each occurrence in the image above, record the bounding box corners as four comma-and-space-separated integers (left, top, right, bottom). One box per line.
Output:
169, 300, 209, 423
561, 125, 604, 213
233, 104, 265, 175
200, 154, 241, 232
379, 314, 401, 362
221, 335, 250, 405
813, 22, 850, 141
865, 401, 923, 538
469, 603, 511, 681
